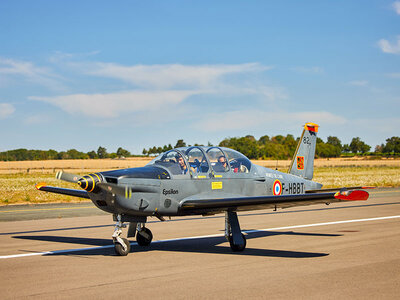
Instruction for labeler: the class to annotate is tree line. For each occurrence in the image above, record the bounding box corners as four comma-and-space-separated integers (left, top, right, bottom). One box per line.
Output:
142, 136, 400, 159
1, 136, 399, 161
0, 147, 132, 161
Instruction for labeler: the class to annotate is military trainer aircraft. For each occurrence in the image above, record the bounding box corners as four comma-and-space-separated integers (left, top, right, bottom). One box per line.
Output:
36, 123, 370, 256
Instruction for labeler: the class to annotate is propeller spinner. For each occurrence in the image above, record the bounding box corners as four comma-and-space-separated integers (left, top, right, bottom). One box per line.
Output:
77, 174, 103, 192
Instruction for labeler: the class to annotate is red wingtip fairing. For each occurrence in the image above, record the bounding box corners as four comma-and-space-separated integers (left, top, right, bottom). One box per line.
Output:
334, 190, 369, 201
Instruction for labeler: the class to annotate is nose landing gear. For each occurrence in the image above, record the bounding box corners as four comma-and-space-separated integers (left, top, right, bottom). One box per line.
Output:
112, 215, 153, 256
112, 215, 131, 256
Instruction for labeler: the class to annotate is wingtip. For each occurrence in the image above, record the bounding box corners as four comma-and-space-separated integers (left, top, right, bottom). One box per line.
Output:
334, 190, 369, 201
35, 182, 47, 190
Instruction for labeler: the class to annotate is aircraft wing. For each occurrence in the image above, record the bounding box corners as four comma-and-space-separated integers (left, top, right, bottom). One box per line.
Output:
305, 186, 374, 193
35, 183, 90, 199
179, 190, 369, 214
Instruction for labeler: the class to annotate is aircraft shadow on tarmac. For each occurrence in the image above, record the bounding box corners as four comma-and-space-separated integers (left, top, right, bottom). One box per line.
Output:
14, 230, 341, 258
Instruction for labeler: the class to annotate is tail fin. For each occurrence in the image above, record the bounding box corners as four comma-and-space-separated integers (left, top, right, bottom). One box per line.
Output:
288, 123, 319, 180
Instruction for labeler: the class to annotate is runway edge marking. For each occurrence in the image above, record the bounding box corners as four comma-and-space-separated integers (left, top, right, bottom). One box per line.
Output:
1, 215, 400, 260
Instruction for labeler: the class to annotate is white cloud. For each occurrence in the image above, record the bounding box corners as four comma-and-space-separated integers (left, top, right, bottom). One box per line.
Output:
28, 61, 285, 118
348, 80, 368, 86
30, 90, 197, 118
194, 110, 346, 132
0, 57, 64, 90
393, 1, 400, 14
48, 50, 100, 63
24, 114, 52, 125
71, 62, 273, 89
378, 36, 400, 54
387, 73, 400, 78
291, 66, 324, 74
0, 103, 15, 119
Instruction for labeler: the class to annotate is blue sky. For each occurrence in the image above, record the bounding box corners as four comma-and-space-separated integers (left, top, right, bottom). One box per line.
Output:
0, 0, 399, 154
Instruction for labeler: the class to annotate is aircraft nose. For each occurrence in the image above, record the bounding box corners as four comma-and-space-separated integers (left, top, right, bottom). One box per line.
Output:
77, 173, 102, 192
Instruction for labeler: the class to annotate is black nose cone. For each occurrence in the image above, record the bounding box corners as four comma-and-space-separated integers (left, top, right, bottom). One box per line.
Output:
77, 173, 102, 192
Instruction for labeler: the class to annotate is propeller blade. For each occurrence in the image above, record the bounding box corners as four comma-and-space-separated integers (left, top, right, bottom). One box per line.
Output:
55, 171, 81, 183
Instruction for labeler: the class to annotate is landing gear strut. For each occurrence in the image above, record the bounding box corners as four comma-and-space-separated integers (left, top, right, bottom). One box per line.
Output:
112, 215, 153, 256
225, 211, 246, 252
112, 215, 130, 256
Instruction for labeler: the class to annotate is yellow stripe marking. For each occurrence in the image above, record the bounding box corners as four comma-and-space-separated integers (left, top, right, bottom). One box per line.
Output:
125, 186, 131, 198
93, 173, 102, 182
82, 177, 88, 190
87, 174, 95, 192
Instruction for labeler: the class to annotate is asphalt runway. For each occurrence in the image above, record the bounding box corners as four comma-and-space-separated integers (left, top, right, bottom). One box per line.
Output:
0, 188, 399, 299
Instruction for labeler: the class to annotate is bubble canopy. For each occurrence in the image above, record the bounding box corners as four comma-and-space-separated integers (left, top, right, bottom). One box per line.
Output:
147, 146, 252, 175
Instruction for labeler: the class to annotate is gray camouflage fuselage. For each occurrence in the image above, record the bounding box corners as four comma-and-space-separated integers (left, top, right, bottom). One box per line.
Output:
88, 152, 322, 218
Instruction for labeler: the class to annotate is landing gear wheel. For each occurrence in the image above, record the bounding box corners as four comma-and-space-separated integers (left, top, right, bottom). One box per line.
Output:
137, 228, 153, 246
114, 238, 130, 256
229, 234, 246, 252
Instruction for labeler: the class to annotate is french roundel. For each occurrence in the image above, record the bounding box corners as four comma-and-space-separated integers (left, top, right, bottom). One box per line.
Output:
273, 180, 282, 196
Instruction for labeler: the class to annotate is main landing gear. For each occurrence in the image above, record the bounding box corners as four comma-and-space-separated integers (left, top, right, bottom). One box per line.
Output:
225, 211, 246, 252
112, 215, 153, 256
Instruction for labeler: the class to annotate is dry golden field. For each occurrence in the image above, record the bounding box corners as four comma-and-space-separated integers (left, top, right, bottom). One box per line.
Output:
0, 157, 151, 174
0, 157, 399, 205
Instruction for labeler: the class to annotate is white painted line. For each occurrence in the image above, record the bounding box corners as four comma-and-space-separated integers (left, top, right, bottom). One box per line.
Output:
1, 215, 399, 259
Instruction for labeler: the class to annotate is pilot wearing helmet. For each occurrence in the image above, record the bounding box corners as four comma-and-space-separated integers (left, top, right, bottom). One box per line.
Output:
176, 155, 188, 174
217, 155, 229, 172
176, 154, 196, 175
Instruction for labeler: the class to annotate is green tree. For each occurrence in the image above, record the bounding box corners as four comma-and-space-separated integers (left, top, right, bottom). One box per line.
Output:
97, 146, 108, 158
116, 147, 131, 158
109, 152, 118, 159
383, 137, 400, 154
87, 150, 98, 159
258, 135, 270, 145
149, 146, 157, 155
175, 139, 186, 148
47, 149, 58, 160
272, 135, 285, 144
360, 143, 371, 154
283, 134, 297, 154
66, 149, 88, 159
327, 136, 342, 148
326, 136, 342, 157
342, 144, 350, 153
219, 136, 259, 159
350, 137, 362, 153
350, 137, 370, 154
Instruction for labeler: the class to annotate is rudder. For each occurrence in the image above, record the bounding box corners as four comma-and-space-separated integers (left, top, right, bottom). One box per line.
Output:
288, 123, 319, 180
